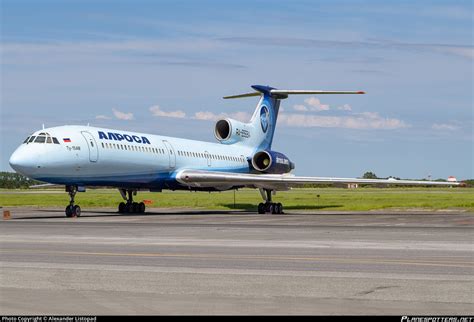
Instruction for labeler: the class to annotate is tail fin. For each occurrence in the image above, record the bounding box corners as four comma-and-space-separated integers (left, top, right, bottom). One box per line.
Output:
224, 85, 365, 151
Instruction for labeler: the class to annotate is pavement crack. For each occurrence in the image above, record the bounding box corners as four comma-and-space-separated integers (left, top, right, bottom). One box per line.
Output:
356, 285, 398, 296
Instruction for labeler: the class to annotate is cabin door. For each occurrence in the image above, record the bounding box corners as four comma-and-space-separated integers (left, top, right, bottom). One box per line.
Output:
162, 140, 176, 169
205, 151, 211, 167
81, 131, 98, 162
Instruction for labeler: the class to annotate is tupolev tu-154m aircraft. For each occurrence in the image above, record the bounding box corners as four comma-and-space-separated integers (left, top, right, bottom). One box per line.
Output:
9, 85, 458, 217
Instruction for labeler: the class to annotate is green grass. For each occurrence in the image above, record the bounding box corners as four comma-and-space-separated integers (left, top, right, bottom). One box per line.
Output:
1, 187, 473, 212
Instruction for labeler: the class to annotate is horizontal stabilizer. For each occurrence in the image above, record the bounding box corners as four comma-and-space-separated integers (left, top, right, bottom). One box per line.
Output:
223, 92, 261, 99
223, 85, 365, 99
271, 89, 365, 95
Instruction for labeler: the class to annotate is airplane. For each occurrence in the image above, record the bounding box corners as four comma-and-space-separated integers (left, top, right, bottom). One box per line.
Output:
8, 85, 458, 217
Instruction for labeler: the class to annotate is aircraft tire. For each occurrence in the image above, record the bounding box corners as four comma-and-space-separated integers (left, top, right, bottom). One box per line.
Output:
276, 203, 283, 214
131, 202, 139, 213
65, 206, 73, 217
268, 203, 275, 214
72, 205, 81, 217
139, 202, 146, 213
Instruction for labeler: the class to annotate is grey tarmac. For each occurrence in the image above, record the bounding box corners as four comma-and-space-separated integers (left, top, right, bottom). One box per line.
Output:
0, 207, 473, 315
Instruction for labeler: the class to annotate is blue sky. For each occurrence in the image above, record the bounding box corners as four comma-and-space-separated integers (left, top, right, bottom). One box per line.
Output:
1, 0, 472, 179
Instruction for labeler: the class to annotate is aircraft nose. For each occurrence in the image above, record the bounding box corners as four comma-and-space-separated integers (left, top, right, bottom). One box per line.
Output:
9, 148, 37, 175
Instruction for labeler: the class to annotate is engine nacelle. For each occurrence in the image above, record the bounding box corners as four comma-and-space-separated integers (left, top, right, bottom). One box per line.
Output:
251, 150, 295, 174
214, 118, 252, 145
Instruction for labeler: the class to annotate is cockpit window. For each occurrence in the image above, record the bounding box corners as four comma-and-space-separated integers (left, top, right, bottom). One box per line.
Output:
34, 136, 46, 143
27, 132, 59, 144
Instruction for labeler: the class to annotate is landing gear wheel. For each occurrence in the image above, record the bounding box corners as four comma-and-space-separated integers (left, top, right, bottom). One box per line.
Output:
258, 189, 280, 215
268, 203, 275, 214
272, 203, 279, 214
132, 202, 139, 213
276, 203, 283, 214
72, 205, 81, 217
118, 189, 146, 214
65, 205, 73, 217
139, 202, 146, 213
65, 186, 80, 218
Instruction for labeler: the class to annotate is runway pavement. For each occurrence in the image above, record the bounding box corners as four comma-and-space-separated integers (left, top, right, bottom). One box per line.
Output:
0, 207, 473, 315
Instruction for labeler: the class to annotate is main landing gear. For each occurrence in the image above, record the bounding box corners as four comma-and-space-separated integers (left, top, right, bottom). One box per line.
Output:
65, 185, 81, 217
118, 189, 146, 214
257, 188, 284, 214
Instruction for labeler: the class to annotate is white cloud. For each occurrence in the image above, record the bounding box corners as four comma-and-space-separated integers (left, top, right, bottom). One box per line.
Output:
304, 97, 330, 111
194, 111, 220, 121
149, 105, 186, 118
193, 111, 251, 122
278, 112, 407, 130
95, 115, 111, 120
230, 111, 252, 122
294, 98, 354, 113
338, 104, 352, 111
433, 46, 474, 60
293, 104, 308, 112
112, 108, 134, 120
432, 123, 460, 131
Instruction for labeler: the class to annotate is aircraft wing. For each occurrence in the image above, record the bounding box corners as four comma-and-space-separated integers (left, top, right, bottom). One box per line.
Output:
176, 169, 459, 190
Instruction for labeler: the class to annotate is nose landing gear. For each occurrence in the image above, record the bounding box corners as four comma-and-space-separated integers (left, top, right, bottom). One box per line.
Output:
65, 185, 81, 217
257, 189, 284, 214
118, 189, 146, 214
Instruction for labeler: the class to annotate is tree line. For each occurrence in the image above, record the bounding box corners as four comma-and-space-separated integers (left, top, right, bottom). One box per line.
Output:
0, 172, 45, 189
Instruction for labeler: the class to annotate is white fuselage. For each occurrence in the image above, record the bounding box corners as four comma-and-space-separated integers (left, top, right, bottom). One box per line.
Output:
9, 125, 255, 191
